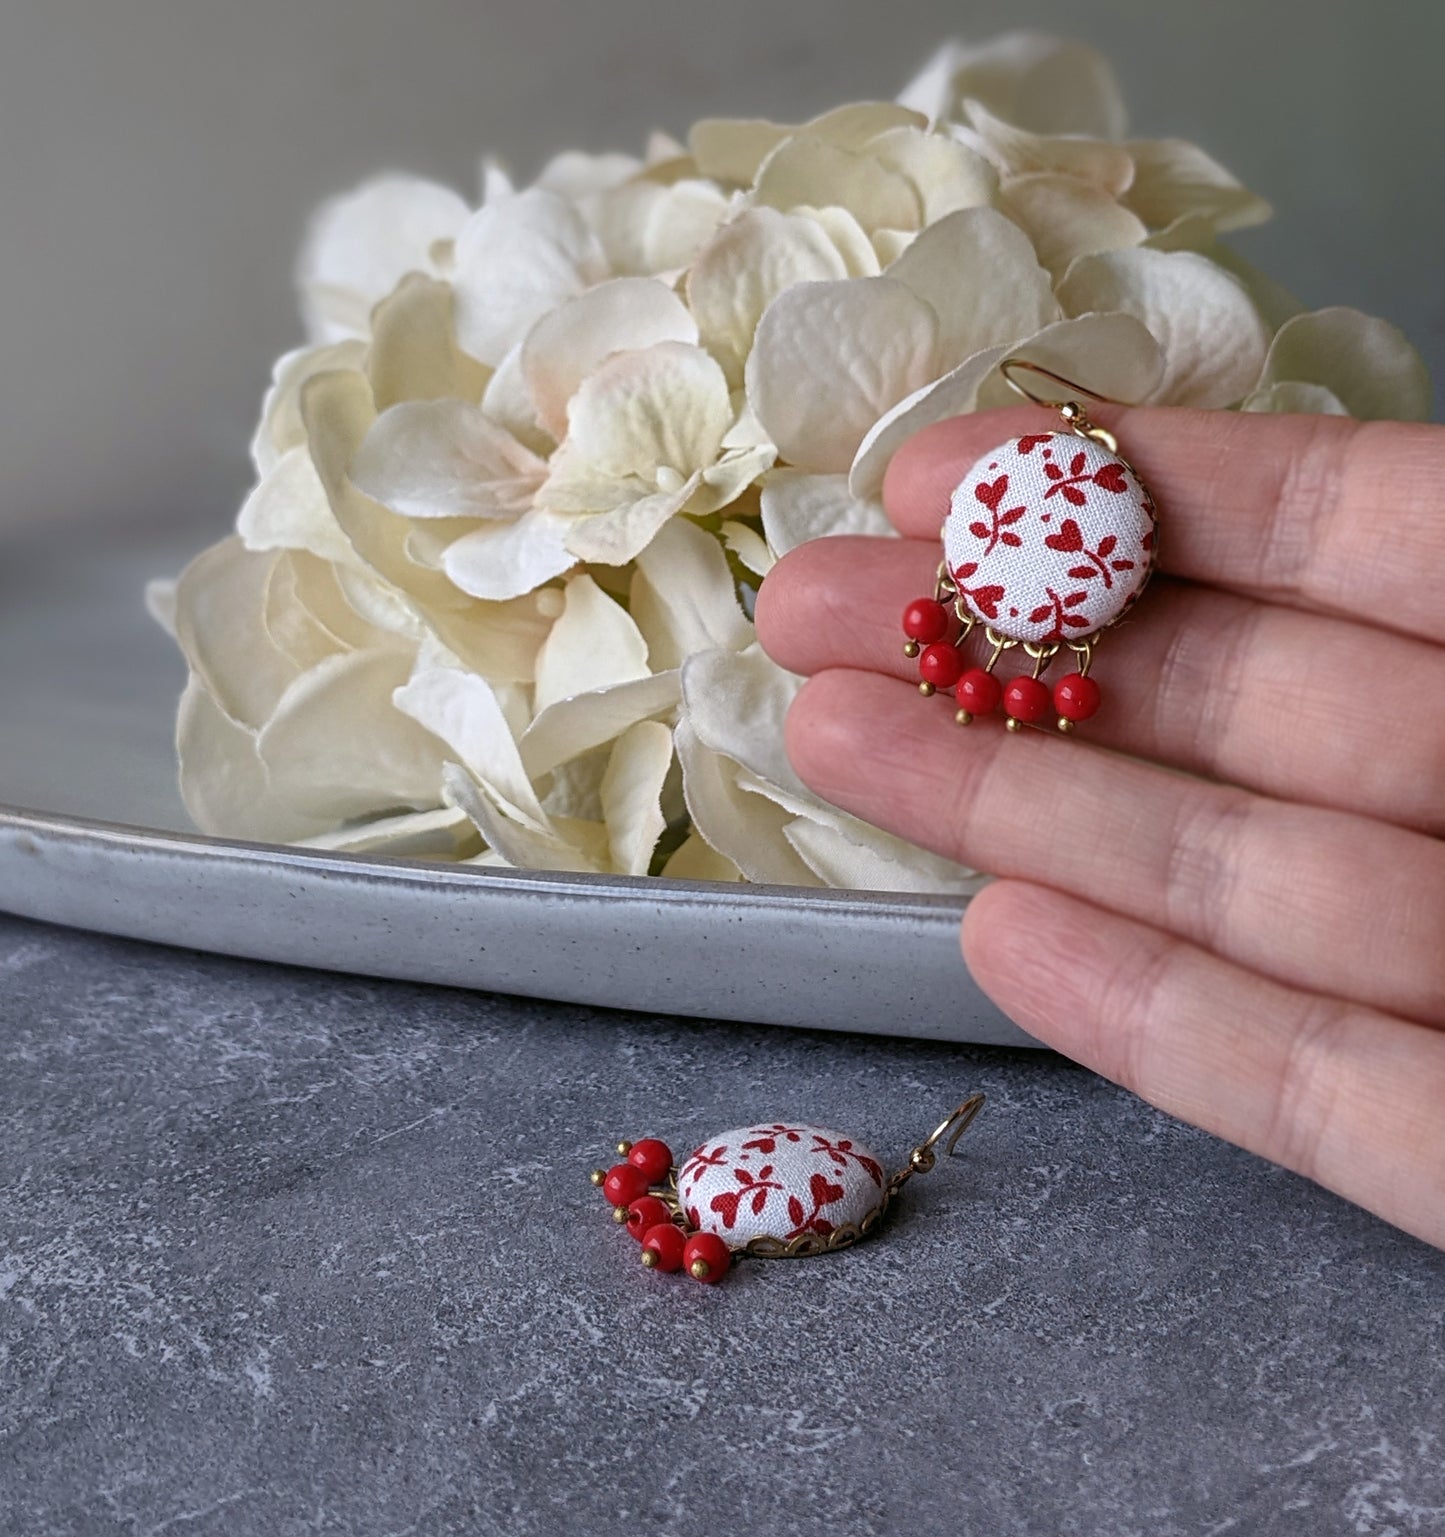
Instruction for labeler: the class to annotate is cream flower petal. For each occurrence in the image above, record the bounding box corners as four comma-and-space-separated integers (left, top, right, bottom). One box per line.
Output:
851, 310, 1158, 503
805, 101, 928, 145
238, 445, 356, 566
692, 444, 778, 515
674, 719, 820, 886
745, 277, 939, 473
1244, 307, 1432, 421
533, 573, 650, 713
1057, 248, 1269, 408
297, 806, 478, 858
601, 720, 673, 876
284, 552, 395, 652
145, 578, 177, 638
263, 552, 352, 671
795, 205, 882, 277
762, 469, 893, 555
520, 671, 680, 781
720, 520, 775, 579
563, 479, 696, 565
963, 100, 1134, 197
522, 277, 698, 439
569, 342, 731, 481
481, 343, 555, 458
866, 126, 999, 223
688, 119, 791, 186
252, 341, 367, 475
782, 810, 984, 895
637, 180, 735, 274
452, 188, 609, 367
681, 643, 801, 796
661, 831, 743, 882
351, 399, 548, 521
442, 763, 607, 874
885, 206, 1059, 364
630, 515, 752, 669
479, 158, 514, 205
1122, 139, 1271, 235
441, 507, 577, 602
972, 310, 1166, 410
848, 346, 1008, 501
899, 34, 1127, 140
998, 172, 1148, 279
754, 136, 921, 233
687, 208, 849, 384
303, 367, 471, 614
688, 104, 922, 187
367, 274, 488, 412
645, 130, 688, 164
1242, 381, 1349, 417
438, 590, 563, 687
393, 666, 543, 823
175, 541, 300, 729
296, 175, 471, 344
177, 677, 332, 843
534, 150, 642, 199
259, 650, 446, 823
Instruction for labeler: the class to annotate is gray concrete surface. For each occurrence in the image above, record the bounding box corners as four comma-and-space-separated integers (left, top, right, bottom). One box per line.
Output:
2, 913, 1441, 1536
0, 0, 1441, 539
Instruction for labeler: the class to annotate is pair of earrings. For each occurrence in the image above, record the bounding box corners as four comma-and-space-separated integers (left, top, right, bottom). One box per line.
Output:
902, 359, 1159, 733
589, 1096, 985, 1284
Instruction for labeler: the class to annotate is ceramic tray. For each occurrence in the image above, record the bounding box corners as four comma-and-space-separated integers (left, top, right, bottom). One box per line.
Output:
0, 514, 1032, 1046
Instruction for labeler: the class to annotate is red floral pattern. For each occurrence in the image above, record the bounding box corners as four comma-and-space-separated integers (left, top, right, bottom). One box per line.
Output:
942, 432, 1156, 644
677, 1122, 888, 1244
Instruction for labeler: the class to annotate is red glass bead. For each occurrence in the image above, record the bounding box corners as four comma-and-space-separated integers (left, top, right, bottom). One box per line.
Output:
640, 1223, 687, 1272
918, 642, 964, 689
683, 1232, 732, 1284
1053, 673, 1102, 722
623, 1195, 672, 1242
956, 668, 1002, 715
1003, 675, 1052, 724
902, 598, 949, 644
601, 1163, 650, 1209
626, 1138, 673, 1185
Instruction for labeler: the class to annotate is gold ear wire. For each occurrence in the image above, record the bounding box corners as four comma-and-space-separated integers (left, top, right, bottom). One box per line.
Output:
998, 356, 1129, 412
903, 1093, 986, 1175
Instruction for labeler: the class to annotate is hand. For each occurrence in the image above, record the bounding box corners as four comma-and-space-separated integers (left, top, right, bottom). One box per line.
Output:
755, 406, 1445, 1250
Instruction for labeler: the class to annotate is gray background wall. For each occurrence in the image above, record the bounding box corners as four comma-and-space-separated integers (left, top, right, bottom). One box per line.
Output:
0, 0, 1440, 535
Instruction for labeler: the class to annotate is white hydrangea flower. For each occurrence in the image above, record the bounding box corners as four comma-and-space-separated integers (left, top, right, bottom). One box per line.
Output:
158, 31, 1432, 891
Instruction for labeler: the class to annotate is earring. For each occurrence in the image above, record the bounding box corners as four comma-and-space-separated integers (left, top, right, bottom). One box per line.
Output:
589, 1095, 985, 1284
901, 358, 1158, 734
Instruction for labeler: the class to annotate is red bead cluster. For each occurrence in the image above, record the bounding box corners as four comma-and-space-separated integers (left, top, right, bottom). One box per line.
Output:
902, 596, 1103, 732
591, 1137, 732, 1284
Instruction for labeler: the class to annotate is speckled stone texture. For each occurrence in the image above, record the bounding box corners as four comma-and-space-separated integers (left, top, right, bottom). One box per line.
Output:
1, 914, 1441, 1537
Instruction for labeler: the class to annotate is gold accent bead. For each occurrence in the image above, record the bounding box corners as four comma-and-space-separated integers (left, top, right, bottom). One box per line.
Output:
955, 709, 973, 727
612, 1206, 631, 1225
903, 640, 921, 658
690, 1259, 711, 1280
640, 1248, 659, 1269
588, 1169, 606, 1187
1057, 717, 1075, 734
615, 1140, 633, 1156
1005, 717, 1023, 733
918, 681, 935, 697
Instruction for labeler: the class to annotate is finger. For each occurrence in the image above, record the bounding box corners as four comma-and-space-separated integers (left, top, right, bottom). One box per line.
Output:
882, 407, 1445, 639
786, 667, 1445, 1027
755, 536, 1445, 834
962, 879, 1445, 1250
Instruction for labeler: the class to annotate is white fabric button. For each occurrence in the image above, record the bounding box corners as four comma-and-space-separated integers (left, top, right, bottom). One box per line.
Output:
942, 431, 1156, 644
677, 1122, 888, 1246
